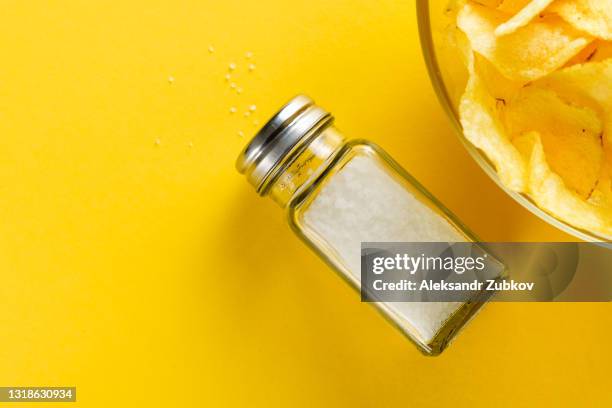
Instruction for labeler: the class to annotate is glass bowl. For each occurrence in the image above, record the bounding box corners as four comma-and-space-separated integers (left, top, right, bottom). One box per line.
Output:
416, 0, 608, 242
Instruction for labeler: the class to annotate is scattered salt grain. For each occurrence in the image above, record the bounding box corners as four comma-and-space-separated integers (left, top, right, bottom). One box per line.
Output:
228, 62, 237, 71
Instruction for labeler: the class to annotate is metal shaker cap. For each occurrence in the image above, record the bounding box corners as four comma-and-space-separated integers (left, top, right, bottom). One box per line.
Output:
236, 95, 333, 194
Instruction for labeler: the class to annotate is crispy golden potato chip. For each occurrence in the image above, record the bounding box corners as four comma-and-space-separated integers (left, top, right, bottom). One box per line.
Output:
536, 60, 612, 111
536, 60, 612, 225
589, 174, 612, 209
504, 86, 604, 198
474, 53, 524, 102
565, 40, 612, 66
511, 131, 538, 159
454, 1, 612, 237
495, 0, 555, 37
480, 0, 504, 7
460, 54, 527, 191
498, 0, 533, 13
588, 41, 612, 62
524, 132, 612, 237
550, 0, 612, 41
535, 60, 612, 153
471, 0, 504, 7
589, 156, 612, 208
457, 1, 592, 81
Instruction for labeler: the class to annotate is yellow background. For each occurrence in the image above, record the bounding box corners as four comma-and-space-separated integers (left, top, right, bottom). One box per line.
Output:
0, 1, 610, 406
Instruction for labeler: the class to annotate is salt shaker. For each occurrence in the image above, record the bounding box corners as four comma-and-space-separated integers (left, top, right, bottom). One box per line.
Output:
236, 95, 490, 355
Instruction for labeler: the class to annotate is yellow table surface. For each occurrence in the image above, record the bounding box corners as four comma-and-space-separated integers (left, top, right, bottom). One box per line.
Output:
0, 1, 610, 406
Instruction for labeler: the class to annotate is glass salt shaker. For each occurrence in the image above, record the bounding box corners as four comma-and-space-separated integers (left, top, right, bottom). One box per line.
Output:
236, 95, 490, 355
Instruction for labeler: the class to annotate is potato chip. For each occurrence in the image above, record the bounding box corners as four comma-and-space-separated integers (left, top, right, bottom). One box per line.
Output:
536, 59, 612, 111
495, 0, 555, 37
473, 0, 504, 7
535, 60, 612, 152
565, 40, 612, 66
504, 86, 604, 198
550, 0, 612, 41
589, 174, 612, 209
457, 1, 592, 81
511, 131, 538, 159
524, 132, 612, 237
459, 54, 527, 191
587, 41, 612, 62
536, 60, 612, 220
474, 53, 525, 102
589, 157, 612, 207
454, 1, 612, 238
498, 0, 533, 14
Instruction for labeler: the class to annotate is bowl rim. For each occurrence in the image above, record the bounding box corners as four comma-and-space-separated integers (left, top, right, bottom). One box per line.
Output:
416, 0, 609, 242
